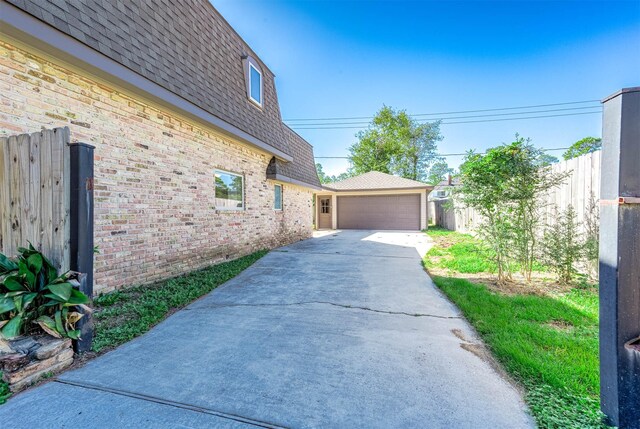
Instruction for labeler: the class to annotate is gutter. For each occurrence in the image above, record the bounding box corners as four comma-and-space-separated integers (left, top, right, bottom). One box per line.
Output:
0, 1, 294, 163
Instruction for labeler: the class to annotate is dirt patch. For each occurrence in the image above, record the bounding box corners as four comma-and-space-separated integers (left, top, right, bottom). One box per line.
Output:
544, 320, 574, 332
426, 265, 574, 297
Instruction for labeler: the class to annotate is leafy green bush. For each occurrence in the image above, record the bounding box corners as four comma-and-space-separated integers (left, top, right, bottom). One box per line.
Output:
542, 205, 583, 285
0, 245, 90, 340
0, 372, 10, 404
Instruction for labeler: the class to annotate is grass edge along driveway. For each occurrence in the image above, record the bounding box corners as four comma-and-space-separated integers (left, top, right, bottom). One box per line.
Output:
92, 250, 268, 353
423, 227, 606, 429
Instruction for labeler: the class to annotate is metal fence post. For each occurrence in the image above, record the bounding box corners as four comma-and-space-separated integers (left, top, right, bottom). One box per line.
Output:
69, 142, 95, 353
599, 87, 640, 429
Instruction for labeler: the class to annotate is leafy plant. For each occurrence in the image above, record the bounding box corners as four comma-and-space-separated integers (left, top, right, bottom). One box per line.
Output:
563, 137, 602, 161
0, 372, 10, 404
455, 136, 568, 284
0, 244, 90, 340
349, 106, 442, 181
583, 193, 599, 280
542, 205, 584, 285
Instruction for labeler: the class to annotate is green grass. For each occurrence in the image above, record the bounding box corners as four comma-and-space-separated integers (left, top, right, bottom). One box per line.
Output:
423, 229, 493, 273
92, 250, 267, 352
0, 372, 10, 405
424, 228, 605, 429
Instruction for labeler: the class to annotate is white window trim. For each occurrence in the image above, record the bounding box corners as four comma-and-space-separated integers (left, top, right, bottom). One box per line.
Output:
214, 169, 245, 211
248, 62, 263, 107
274, 184, 283, 211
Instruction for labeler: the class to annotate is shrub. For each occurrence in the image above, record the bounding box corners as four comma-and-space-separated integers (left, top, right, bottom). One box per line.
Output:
455, 136, 568, 283
542, 205, 583, 285
0, 245, 90, 340
0, 372, 10, 404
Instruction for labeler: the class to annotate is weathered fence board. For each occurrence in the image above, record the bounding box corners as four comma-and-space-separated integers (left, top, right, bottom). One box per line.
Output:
0, 127, 71, 272
434, 150, 602, 234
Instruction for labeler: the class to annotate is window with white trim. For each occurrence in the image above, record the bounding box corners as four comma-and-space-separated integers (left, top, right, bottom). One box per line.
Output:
245, 57, 263, 107
214, 170, 244, 210
274, 184, 282, 210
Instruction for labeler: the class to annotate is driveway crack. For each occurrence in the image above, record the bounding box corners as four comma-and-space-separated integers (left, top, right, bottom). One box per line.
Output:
188, 301, 460, 319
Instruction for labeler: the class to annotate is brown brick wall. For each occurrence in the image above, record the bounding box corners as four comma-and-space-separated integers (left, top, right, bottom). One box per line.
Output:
0, 40, 314, 293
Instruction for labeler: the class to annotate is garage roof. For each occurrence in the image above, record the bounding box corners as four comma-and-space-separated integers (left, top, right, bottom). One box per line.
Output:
323, 171, 432, 192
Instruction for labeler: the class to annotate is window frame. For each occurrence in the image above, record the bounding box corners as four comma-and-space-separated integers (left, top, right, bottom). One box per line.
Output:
274, 184, 283, 211
247, 60, 263, 107
320, 198, 331, 214
214, 169, 245, 211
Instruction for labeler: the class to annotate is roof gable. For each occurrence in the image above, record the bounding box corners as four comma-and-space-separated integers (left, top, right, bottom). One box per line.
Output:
324, 171, 431, 191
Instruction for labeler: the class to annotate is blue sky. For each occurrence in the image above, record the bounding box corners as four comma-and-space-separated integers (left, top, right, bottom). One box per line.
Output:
213, 0, 640, 176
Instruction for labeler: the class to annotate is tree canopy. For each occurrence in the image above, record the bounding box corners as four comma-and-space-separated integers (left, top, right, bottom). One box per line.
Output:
562, 137, 601, 160
426, 158, 454, 185
348, 106, 442, 181
315, 163, 351, 184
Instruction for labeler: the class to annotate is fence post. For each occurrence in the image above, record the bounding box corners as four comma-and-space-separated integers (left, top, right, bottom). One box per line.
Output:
599, 87, 640, 429
69, 142, 95, 353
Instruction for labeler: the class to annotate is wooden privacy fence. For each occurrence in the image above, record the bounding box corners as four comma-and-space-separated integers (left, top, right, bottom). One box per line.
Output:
433, 150, 602, 234
0, 127, 71, 272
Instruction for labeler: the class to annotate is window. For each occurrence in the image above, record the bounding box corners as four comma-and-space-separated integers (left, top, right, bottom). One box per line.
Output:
274, 184, 282, 210
249, 64, 262, 106
320, 198, 330, 214
243, 56, 263, 107
214, 170, 244, 210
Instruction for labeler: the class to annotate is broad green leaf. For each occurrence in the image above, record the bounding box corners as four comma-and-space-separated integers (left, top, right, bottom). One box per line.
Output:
41, 297, 61, 306
35, 315, 61, 338
1, 315, 23, 339
23, 270, 36, 289
54, 309, 64, 334
22, 292, 37, 309
46, 264, 57, 284
0, 253, 18, 274
66, 329, 81, 340
13, 295, 23, 312
66, 289, 90, 305
47, 282, 72, 302
2, 276, 25, 292
0, 297, 15, 314
27, 254, 43, 274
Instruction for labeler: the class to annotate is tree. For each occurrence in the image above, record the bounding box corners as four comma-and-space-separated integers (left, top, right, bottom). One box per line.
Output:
455, 135, 568, 283
562, 137, 601, 160
315, 163, 330, 184
538, 153, 559, 166
542, 205, 583, 285
426, 158, 454, 185
349, 106, 442, 181
315, 163, 351, 184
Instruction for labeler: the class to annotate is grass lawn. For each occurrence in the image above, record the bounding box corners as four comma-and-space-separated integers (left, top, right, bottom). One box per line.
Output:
423, 227, 604, 429
92, 250, 267, 353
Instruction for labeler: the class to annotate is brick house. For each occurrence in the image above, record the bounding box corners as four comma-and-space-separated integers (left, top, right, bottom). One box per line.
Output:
0, 0, 321, 293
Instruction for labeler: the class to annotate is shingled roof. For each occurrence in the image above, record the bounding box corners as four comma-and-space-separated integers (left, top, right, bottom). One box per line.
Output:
6, 0, 320, 188
323, 171, 432, 191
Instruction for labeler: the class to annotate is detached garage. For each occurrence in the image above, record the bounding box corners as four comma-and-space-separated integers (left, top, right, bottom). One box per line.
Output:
316, 171, 432, 231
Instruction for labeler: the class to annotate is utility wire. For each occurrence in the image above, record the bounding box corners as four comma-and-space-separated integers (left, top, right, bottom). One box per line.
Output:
293, 110, 601, 130
315, 146, 573, 159
287, 106, 602, 127
284, 99, 601, 122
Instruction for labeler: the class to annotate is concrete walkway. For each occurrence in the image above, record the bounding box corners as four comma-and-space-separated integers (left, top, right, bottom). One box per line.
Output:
1, 230, 534, 428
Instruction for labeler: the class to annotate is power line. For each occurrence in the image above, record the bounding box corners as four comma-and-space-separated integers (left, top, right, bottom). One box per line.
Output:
315, 146, 574, 160
293, 110, 602, 130
284, 99, 601, 122
287, 106, 602, 127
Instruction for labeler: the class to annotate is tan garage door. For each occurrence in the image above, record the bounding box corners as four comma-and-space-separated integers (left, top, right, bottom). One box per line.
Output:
337, 194, 421, 230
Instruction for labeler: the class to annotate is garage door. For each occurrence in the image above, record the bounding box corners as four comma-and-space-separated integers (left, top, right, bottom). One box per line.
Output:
337, 194, 421, 230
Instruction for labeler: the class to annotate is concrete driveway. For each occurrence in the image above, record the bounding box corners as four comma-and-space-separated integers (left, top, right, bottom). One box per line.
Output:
1, 230, 533, 428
